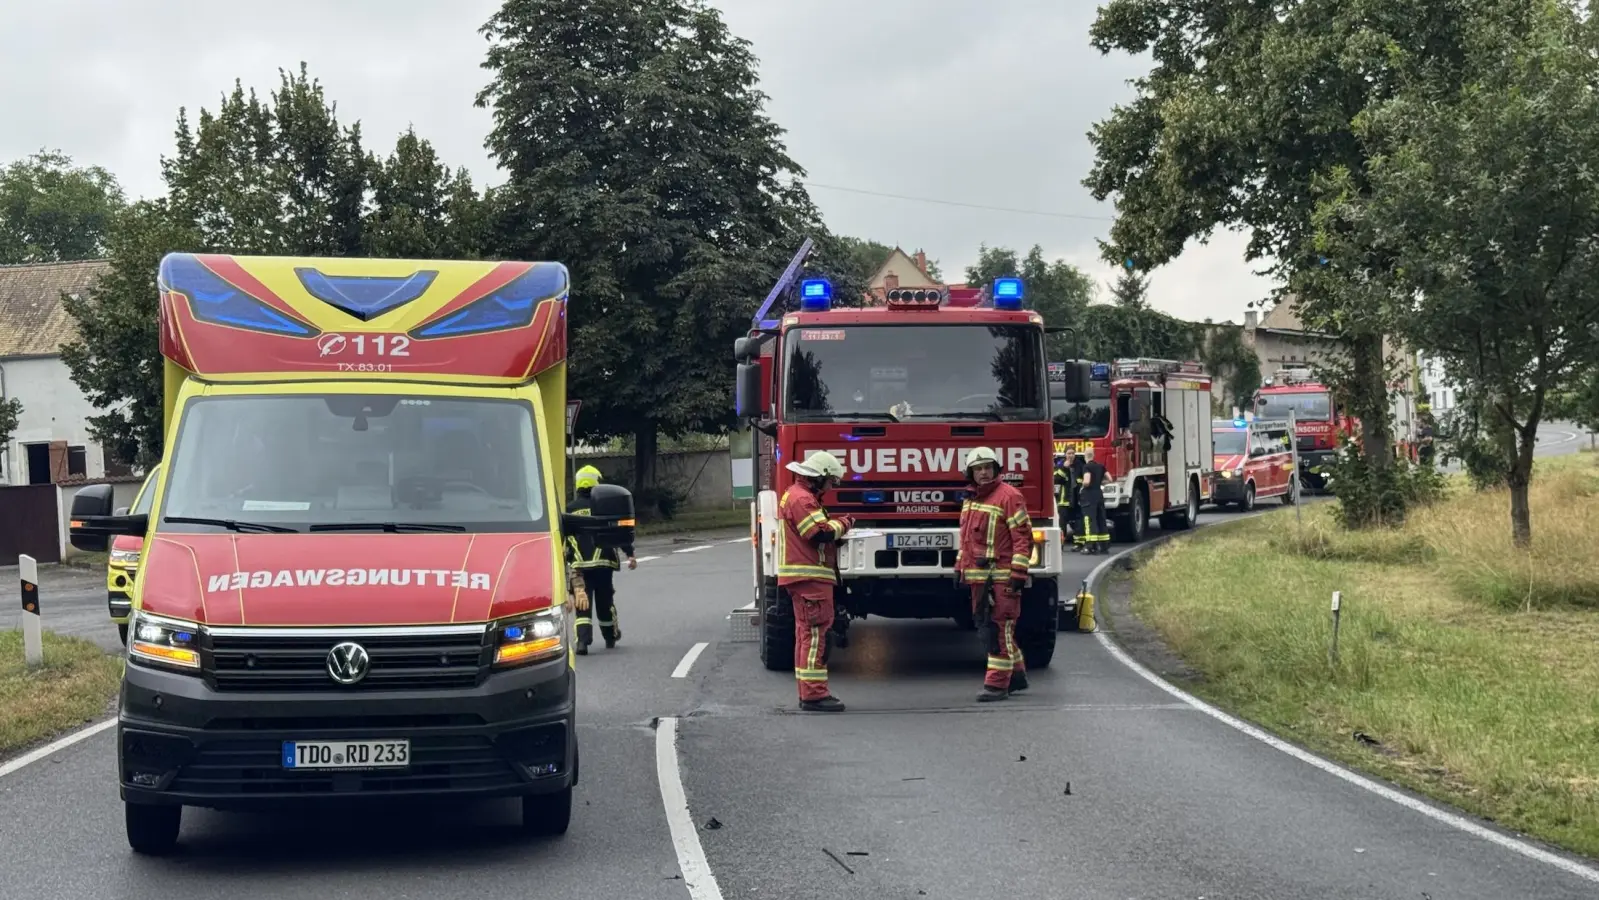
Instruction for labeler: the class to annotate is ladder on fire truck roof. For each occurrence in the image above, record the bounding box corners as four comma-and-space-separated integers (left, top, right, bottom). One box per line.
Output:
1110, 357, 1208, 378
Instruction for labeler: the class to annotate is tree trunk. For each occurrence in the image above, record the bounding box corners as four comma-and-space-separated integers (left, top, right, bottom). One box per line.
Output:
633, 420, 659, 495
1506, 414, 1539, 550
1351, 333, 1393, 470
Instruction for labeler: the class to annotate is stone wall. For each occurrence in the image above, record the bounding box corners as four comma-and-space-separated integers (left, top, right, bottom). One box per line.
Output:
573, 449, 736, 510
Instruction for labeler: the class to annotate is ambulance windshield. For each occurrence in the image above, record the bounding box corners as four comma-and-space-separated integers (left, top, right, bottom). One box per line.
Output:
785, 324, 1047, 422
156, 394, 548, 533
1259, 390, 1331, 422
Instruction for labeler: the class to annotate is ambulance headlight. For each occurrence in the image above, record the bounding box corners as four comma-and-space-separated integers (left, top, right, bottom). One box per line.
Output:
128, 611, 201, 672
493, 607, 566, 668
110, 547, 142, 566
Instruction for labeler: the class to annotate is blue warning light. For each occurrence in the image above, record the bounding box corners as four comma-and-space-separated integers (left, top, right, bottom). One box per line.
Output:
992, 277, 1024, 309
799, 278, 833, 311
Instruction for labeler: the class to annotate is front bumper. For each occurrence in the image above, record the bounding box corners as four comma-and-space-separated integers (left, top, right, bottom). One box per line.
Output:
117, 655, 575, 811
107, 565, 136, 623
834, 526, 1064, 579
1299, 451, 1336, 483
1211, 473, 1249, 502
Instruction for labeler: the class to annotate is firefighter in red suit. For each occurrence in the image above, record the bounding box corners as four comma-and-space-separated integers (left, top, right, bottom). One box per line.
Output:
955, 446, 1034, 701
777, 450, 855, 712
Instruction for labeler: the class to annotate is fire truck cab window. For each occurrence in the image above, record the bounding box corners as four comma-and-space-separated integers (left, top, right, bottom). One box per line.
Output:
1260, 391, 1331, 421
1050, 379, 1111, 437
785, 324, 1045, 421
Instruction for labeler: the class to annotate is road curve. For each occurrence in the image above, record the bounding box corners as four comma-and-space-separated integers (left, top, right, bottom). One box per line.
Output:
1, 436, 1595, 899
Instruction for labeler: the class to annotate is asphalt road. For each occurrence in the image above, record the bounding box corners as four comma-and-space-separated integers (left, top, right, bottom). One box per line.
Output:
1, 423, 1594, 900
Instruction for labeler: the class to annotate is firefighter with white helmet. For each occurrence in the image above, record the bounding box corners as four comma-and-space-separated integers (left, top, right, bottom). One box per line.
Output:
777, 450, 855, 712
566, 464, 636, 654
955, 446, 1034, 701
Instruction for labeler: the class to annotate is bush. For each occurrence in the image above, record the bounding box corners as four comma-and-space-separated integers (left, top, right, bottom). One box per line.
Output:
1326, 441, 1446, 529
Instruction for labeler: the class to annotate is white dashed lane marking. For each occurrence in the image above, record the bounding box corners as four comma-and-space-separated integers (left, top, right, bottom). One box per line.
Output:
673, 545, 712, 554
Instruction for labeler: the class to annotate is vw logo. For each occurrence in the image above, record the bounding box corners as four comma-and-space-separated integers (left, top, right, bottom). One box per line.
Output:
326, 641, 370, 685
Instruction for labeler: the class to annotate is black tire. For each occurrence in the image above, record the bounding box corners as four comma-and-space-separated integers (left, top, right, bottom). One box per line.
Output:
1160, 478, 1201, 531
125, 803, 181, 856
757, 578, 792, 672
117, 622, 128, 645
522, 786, 573, 837
1017, 581, 1058, 668
1242, 482, 1257, 512
1114, 486, 1147, 543
1281, 478, 1298, 506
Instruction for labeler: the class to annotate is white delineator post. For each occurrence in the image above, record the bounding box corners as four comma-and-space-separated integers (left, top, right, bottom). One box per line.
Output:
19, 554, 42, 667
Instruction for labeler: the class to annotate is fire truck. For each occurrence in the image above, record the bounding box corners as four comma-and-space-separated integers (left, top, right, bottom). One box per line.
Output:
1254, 364, 1420, 491
1050, 358, 1216, 543
731, 244, 1066, 670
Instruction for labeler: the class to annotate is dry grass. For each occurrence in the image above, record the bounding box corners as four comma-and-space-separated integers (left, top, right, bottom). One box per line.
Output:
1130, 452, 1599, 859
0, 630, 122, 759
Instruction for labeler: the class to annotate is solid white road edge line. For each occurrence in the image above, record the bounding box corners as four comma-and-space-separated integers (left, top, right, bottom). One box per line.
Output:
0, 717, 116, 779
636, 555, 660, 563
725, 537, 747, 544
1085, 529, 1599, 885
656, 717, 726, 900
674, 545, 712, 554
672, 642, 710, 679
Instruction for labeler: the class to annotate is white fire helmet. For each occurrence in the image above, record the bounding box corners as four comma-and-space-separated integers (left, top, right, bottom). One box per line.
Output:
786, 450, 845, 480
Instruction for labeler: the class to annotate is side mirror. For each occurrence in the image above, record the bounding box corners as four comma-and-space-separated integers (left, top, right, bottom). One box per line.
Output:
114, 506, 130, 516
560, 483, 637, 548
1062, 359, 1093, 403
68, 484, 147, 553
733, 336, 753, 363
734, 362, 763, 419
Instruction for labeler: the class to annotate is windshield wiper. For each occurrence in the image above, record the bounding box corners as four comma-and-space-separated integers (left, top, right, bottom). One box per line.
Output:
164, 516, 300, 534
911, 411, 1005, 421
307, 522, 467, 533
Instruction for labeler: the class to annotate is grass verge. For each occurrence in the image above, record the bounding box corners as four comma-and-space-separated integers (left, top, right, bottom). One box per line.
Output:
0, 630, 121, 759
1128, 452, 1599, 859
636, 505, 748, 537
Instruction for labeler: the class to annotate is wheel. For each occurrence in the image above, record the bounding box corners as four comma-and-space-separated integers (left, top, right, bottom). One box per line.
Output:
1281, 478, 1298, 506
125, 803, 181, 855
1160, 479, 1201, 531
1017, 581, 1058, 668
1114, 486, 1147, 542
757, 578, 792, 672
1241, 482, 1256, 512
522, 786, 573, 836
117, 622, 128, 645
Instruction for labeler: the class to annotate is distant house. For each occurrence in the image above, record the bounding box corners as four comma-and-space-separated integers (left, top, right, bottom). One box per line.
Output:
863, 247, 984, 306
0, 259, 116, 486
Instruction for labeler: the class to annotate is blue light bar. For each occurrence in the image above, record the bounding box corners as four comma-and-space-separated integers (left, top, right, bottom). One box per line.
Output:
1090, 362, 1110, 380
862, 490, 885, 504
992, 277, 1024, 310
799, 278, 832, 312
1233, 417, 1247, 429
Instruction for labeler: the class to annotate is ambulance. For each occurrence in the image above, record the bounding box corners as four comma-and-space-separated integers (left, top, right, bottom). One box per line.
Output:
105, 463, 161, 644
66, 253, 633, 855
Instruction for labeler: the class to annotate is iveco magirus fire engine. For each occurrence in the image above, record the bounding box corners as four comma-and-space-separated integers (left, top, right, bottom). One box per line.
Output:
732, 248, 1065, 672
1049, 358, 1216, 543
1253, 364, 1420, 492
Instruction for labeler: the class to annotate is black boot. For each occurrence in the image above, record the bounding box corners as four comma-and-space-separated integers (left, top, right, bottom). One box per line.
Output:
978, 687, 1009, 702
1009, 671, 1029, 692
576, 641, 589, 656
800, 696, 846, 712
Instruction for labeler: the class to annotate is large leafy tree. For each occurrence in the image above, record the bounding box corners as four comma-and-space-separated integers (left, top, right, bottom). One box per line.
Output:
0, 150, 125, 263
478, 0, 825, 495
964, 244, 1096, 357
1083, 0, 1522, 499
1311, 2, 1599, 546
62, 65, 477, 465
366, 127, 489, 259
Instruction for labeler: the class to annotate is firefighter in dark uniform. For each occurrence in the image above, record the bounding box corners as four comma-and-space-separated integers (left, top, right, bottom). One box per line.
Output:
1078, 447, 1111, 553
567, 465, 637, 654
1054, 451, 1076, 548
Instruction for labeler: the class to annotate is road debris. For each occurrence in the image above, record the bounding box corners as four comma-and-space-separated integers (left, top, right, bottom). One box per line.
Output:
822, 847, 855, 874
704, 816, 723, 830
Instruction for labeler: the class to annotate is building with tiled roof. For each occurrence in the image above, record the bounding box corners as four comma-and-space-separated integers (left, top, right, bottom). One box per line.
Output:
0, 259, 114, 486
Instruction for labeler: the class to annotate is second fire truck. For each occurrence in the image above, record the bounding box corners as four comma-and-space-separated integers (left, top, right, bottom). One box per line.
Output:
732, 250, 1068, 670
1049, 358, 1217, 543
1253, 364, 1421, 492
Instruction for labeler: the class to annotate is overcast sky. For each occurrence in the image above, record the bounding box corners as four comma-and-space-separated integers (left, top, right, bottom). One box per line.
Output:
0, 0, 1275, 323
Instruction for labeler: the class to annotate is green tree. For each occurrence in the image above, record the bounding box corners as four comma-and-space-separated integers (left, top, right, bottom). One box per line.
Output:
366, 127, 488, 259
964, 244, 1096, 358
0, 150, 125, 263
1310, 2, 1599, 546
0, 397, 21, 476
1109, 266, 1148, 310
1084, 0, 1525, 525
478, 0, 825, 498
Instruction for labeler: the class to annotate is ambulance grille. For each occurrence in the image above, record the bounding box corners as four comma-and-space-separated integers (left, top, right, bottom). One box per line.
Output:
203, 628, 490, 692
